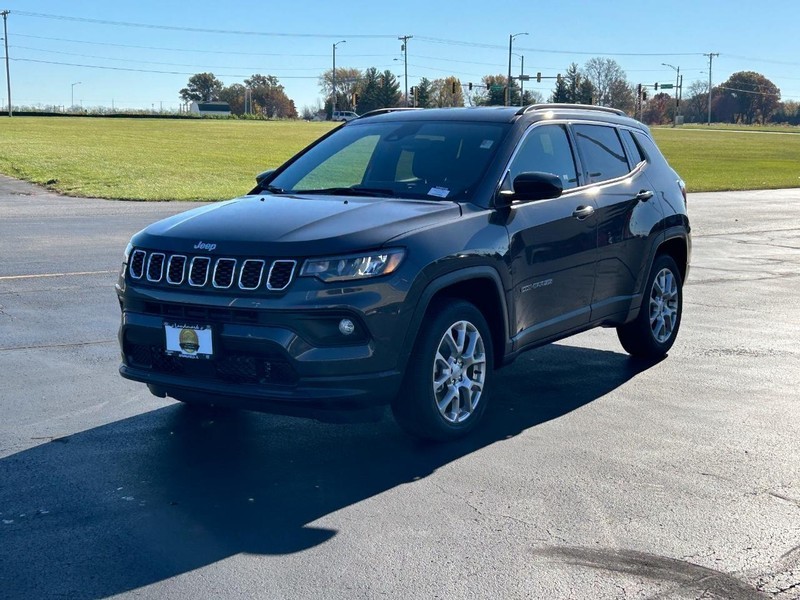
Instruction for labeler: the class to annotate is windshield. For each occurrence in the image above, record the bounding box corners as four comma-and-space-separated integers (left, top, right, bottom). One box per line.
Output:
269, 120, 509, 201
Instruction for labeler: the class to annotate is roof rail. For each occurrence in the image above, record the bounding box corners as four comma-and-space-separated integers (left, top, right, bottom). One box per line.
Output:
358, 107, 423, 119
516, 103, 626, 117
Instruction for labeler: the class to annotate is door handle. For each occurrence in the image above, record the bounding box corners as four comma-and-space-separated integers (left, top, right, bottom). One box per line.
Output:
572, 205, 595, 220
635, 189, 654, 202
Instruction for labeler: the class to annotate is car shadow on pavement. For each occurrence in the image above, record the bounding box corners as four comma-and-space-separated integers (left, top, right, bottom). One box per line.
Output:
0, 343, 657, 600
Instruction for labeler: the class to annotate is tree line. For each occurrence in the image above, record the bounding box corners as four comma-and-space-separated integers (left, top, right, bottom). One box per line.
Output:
180, 72, 297, 118
178, 62, 799, 126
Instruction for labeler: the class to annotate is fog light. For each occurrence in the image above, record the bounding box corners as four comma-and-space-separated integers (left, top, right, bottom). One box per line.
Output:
338, 319, 355, 336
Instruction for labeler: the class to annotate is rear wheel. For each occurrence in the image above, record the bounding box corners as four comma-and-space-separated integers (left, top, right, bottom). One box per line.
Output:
392, 299, 493, 441
617, 254, 683, 358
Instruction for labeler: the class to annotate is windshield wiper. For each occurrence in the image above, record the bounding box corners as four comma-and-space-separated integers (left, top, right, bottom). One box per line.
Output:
264, 184, 286, 194
290, 186, 395, 198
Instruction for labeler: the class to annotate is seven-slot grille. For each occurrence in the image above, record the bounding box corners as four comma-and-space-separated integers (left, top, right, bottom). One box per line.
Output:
129, 249, 296, 291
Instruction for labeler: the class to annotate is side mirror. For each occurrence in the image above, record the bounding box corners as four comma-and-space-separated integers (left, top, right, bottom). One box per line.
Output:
496, 171, 563, 208
255, 169, 276, 186
250, 169, 276, 194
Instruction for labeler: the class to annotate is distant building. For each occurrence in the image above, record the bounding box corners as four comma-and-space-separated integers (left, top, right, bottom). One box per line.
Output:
189, 101, 231, 116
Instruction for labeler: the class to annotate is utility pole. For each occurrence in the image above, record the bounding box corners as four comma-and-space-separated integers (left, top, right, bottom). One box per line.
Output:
2, 10, 11, 116
704, 52, 719, 126
398, 35, 412, 107
332, 40, 345, 117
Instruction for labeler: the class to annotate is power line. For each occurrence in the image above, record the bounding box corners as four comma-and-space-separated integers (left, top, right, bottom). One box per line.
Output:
14, 12, 705, 58
11, 58, 323, 79
12, 34, 387, 58
718, 86, 781, 97
415, 35, 704, 57
10, 45, 394, 72
14, 11, 399, 39
723, 54, 800, 67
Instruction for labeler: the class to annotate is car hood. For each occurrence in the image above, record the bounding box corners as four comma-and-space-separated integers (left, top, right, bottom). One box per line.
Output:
131, 194, 462, 256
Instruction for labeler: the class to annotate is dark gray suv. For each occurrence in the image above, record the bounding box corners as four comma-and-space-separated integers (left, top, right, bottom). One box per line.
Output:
117, 104, 690, 440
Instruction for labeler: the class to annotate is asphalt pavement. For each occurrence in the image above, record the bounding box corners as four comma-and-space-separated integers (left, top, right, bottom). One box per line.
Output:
1, 175, 798, 599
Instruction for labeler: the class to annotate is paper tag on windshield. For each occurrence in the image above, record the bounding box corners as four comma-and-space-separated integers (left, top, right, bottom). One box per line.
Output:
428, 187, 450, 198
480, 139, 494, 149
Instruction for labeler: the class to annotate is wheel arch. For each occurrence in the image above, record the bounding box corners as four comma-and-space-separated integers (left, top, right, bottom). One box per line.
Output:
656, 231, 689, 283
399, 267, 510, 376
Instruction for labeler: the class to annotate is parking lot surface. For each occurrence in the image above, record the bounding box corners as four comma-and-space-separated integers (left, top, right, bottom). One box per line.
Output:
1, 175, 798, 599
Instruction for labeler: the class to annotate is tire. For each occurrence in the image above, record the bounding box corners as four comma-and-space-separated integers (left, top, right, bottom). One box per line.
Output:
617, 254, 683, 359
392, 299, 494, 441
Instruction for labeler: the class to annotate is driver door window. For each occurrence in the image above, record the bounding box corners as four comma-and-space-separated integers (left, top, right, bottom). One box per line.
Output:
508, 124, 579, 190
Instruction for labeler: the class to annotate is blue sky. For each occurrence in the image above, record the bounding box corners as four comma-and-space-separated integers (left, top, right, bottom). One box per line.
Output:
2, 1, 799, 111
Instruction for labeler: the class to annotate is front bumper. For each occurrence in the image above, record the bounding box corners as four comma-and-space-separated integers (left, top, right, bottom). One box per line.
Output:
117, 275, 413, 420
119, 310, 404, 420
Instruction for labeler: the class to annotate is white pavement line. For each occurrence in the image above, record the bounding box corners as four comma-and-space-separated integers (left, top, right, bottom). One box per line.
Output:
0, 270, 117, 281
0, 340, 116, 352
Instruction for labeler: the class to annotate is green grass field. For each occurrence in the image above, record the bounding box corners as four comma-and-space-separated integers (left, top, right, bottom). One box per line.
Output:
651, 127, 800, 192
0, 117, 798, 200
0, 118, 336, 201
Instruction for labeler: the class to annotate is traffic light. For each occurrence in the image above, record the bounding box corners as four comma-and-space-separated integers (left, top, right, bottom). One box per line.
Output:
410, 86, 416, 97
352, 92, 359, 106
452, 81, 457, 94
642, 91, 648, 101
536, 72, 542, 83
637, 83, 642, 96
468, 82, 473, 91
654, 82, 659, 90
556, 73, 562, 83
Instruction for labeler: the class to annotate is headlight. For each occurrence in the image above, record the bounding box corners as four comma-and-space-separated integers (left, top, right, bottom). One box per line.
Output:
300, 249, 405, 282
123, 242, 133, 263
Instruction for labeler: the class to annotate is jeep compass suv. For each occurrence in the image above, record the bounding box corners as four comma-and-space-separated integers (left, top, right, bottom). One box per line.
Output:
117, 105, 690, 440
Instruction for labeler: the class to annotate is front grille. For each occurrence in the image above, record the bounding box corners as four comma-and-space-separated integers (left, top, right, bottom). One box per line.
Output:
239, 260, 265, 290
267, 260, 297, 290
130, 250, 146, 279
147, 253, 165, 282
125, 342, 297, 385
129, 250, 297, 292
189, 257, 211, 287
167, 255, 186, 284
213, 258, 236, 288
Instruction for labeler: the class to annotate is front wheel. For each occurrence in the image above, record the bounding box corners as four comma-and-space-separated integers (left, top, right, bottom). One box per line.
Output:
617, 254, 683, 358
392, 299, 494, 441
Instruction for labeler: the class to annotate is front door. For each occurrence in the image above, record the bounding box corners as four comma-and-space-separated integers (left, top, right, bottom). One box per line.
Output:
504, 124, 598, 349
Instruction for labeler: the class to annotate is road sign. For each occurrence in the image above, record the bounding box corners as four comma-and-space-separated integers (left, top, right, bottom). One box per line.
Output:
490, 85, 504, 92
660, 84, 674, 89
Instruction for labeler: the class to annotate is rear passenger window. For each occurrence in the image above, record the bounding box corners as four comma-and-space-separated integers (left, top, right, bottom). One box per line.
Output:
573, 124, 629, 184
620, 129, 646, 166
508, 124, 579, 190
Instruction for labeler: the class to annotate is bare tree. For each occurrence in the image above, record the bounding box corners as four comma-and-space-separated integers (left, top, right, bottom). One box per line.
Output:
582, 58, 629, 108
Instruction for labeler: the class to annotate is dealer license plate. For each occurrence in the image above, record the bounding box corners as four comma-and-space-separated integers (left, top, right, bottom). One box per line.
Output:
164, 322, 214, 359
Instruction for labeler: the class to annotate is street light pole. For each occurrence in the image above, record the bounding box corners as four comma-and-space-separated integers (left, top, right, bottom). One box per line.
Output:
71, 81, 81, 110
2, 10, 11, 116
662, 63, 681, 122
507, 32, 528, 106
520, 55, 525, 107
332, 40, 345, 117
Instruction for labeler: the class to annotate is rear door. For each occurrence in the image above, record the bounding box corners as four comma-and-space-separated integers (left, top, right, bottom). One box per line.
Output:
571, 123, 664, 321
